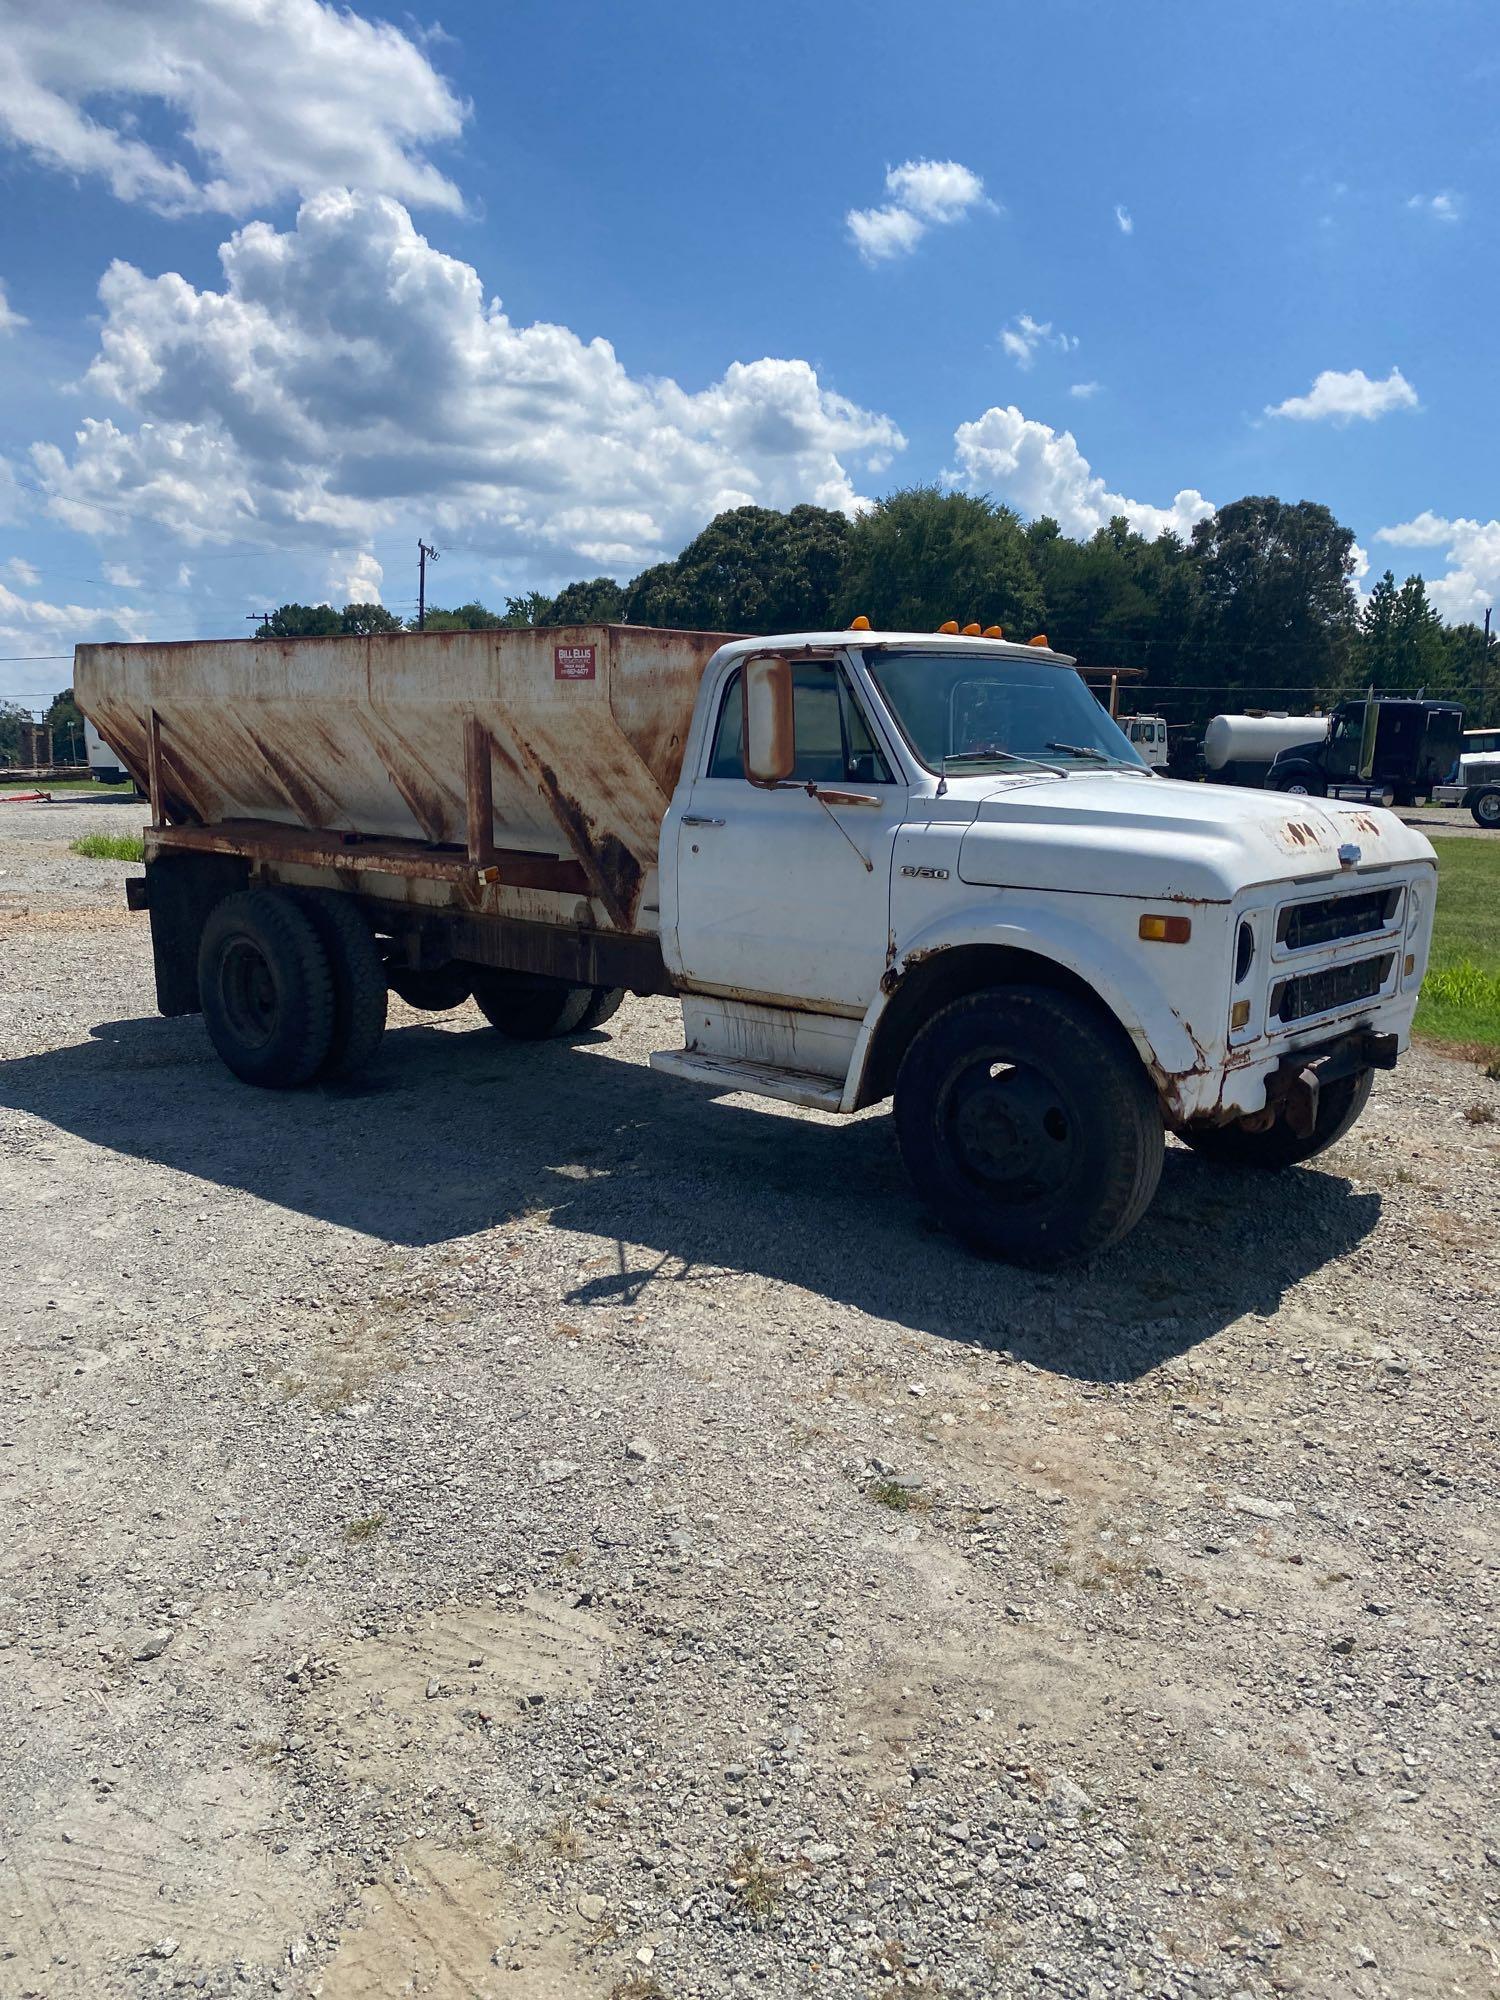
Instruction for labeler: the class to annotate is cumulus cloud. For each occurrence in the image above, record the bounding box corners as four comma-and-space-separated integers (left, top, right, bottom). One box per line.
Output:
0, 577, 147, 703
0, 281, 25, 333
999, 314, 1078, 370
1114, 204, 1134, 235
331, 550, 384, 604
950, 405, 1213, 542
1069, 381, 1101, 399
1376, 511, 1500, 621
0, 0, 467, 216
101, 560, 140, 587
5, 556, 40, 586
1265, 366, 1418, 424
33, 190, 906, 578
1406, 191, 1459, 223
847, 158, 988, 263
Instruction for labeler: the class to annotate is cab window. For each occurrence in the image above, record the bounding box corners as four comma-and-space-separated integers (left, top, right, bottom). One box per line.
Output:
708, 663, 893, 783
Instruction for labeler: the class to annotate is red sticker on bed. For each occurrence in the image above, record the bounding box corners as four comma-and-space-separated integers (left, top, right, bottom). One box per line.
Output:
554, 643, 597, 680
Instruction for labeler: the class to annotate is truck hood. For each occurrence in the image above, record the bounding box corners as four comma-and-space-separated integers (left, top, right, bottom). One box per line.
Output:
956, 773, 1436, 901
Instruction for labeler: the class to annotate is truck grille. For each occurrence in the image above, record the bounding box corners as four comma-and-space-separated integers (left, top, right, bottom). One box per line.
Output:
1276, 887, 1399, 952
1270, 953, 1394, 1025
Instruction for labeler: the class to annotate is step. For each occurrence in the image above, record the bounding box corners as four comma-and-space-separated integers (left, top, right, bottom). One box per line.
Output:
649, 1047, 846, 1112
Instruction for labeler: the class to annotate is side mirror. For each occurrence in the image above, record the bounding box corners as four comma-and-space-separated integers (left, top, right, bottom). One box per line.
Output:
742, 655, 794, 787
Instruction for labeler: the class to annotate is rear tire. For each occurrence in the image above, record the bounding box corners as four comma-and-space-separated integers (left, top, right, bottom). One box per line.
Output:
1471, 787, 1500, 830
387, 962, 473, 1011
197, 889, 335, 1088
894, 985, 1164, 1268
291, 889, 387, 1079
470, 971, 598, 1041
1180, 1069, 1372, 1169
575, 986, 626, 1033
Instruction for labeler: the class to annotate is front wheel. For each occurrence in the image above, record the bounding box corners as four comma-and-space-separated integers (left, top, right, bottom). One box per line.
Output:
1271, 767, 1325, 797
1180, 1069, 1372, 1169
894, 986, 1164, 1267
1471, 787, 1500, 830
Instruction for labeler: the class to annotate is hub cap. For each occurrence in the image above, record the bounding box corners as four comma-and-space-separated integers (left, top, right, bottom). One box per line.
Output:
218, 936, 279, 1048
943, 1057, 1076, 1201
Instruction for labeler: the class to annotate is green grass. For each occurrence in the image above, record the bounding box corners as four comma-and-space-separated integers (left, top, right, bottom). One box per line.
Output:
1414, 837, 1500, 1055
70, 832, 145, 862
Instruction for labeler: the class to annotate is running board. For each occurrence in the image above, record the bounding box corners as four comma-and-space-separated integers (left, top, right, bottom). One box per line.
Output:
649, 1048, 846, 1111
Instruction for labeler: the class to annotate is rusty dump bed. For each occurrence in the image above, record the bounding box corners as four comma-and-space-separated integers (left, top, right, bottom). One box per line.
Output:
74, 625, 736, 935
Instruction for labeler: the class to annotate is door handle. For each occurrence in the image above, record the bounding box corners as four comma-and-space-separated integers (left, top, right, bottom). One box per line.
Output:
681, 814, 725, 827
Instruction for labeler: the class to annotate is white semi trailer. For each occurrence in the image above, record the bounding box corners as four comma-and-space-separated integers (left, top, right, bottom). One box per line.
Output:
76, 624, 1437, 1267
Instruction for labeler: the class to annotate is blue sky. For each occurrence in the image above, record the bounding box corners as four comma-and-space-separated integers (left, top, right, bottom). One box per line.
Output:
0, 0, 1495, 707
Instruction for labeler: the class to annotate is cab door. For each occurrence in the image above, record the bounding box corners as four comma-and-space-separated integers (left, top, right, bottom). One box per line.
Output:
670, 657, 905, 1013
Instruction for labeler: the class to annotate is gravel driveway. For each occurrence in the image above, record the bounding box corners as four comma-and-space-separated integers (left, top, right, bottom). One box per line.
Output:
1, 797, 1496, 2000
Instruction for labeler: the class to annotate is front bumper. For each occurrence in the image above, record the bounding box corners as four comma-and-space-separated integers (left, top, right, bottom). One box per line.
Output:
1261, 1027, 1399, 1136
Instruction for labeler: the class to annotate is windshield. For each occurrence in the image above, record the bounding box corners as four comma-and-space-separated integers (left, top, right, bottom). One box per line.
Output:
863, 650, 1147, 774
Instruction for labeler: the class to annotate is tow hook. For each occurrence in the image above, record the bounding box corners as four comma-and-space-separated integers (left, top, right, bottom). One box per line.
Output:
1262, 1029, 1399, 1137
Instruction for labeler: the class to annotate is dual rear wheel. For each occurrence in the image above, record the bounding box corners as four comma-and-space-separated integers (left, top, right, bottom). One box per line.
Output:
197, 886, 623, 1087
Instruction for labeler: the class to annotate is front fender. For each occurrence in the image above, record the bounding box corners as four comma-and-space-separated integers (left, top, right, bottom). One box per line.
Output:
842, 898, 1220, 1113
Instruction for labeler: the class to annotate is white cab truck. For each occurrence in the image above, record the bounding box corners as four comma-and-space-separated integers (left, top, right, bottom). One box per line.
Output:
75, 624, 1438, 1267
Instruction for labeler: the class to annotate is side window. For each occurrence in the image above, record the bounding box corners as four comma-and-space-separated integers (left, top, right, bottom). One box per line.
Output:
706, 663, 893, 784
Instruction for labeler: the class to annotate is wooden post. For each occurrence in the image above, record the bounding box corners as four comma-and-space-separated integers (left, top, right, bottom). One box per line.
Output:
146, 708, 165, 829
464, 715, 493, 865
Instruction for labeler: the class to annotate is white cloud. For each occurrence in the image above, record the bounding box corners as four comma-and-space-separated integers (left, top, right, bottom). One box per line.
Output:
0, 281, 25, 333
1264, 366, 1418, 425
1376, 512, 1500, 621
175, 564, 193, 590
0, 0, 467, 217
950, 404, 1213, 542
1406, 191, 1460, 223
0, 455, 23, 526
101, 560, 140, 588
330, 550, 384, 604
34, 190, 906, 578
1069, 381, 1101, 400
999, 314, 1078, 370
0, 577, 148, 703
5, 556, 40, 586
847, 158, 988, 263
1114, 204, 1134, 235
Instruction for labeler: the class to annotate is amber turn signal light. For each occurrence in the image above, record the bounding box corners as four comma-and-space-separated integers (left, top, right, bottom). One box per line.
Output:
1139, 913, 1192, 944
1404, 953, 1415, 977
1028, 633, 1049, 647
849, 614, 871, 631
1230, 999, 1251, 1030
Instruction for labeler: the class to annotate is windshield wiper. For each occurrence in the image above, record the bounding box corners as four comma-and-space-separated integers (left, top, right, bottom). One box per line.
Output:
942, 749, 1063, 774
1044, 741, 1109, 761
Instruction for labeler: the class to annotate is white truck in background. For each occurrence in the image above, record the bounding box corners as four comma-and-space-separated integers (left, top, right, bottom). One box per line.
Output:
76, 623, 1438, 1267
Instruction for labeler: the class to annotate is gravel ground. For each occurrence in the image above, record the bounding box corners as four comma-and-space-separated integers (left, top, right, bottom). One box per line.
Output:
1, 797, 1496, 2000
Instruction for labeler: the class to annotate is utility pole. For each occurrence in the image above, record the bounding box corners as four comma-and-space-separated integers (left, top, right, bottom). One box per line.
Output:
246, 612, 276, 636
417, 539, 439, 629
1483, 606, 1493, 728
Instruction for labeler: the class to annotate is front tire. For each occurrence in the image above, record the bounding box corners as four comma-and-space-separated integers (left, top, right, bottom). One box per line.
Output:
1471, 787, 1500, 830
1180, 1069, 1372, 1169
1271, 766, 1326, 797
894, 986, 1164, 1267
197, 889, 335, 1088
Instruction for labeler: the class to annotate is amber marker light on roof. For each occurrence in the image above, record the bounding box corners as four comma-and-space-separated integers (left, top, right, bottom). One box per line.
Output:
959, 622, 980, 635
1139, 913, 1192, 944
1028, 633, 1049, 647
983, 625, 1004, 638
937, 620, 960, 634
849, 614, 871, 630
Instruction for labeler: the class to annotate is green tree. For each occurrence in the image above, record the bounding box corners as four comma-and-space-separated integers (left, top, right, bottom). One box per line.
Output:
256, 602, 342, 637
549, 576, 627, 624
340, 601, 404, 635
1190, 496, 1359, 702
1359, 569, 1400, 685
624, 504, 851, 632
500, 590, 557, 628
0, 699, 31, 767
1389, 574, 1445, 692
837, 487, 1044, 637
411, 600, 507, 631
43, 686, 85, 762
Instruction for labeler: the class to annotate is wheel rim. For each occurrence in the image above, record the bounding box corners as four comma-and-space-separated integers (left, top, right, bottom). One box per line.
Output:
1285, 781, 1310, 795
218, 935, 279, 1048
941, 1054, 1078, 1202
1480, 796, 1500, 826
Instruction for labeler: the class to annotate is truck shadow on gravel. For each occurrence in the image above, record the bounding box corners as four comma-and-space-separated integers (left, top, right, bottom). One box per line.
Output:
1, 1014, 1384, 1384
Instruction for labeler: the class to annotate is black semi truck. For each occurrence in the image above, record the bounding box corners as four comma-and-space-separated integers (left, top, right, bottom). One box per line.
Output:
1267, 698, 1463, 806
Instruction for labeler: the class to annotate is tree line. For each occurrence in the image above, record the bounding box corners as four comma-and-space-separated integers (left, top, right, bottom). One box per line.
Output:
246, 485, 1493, 732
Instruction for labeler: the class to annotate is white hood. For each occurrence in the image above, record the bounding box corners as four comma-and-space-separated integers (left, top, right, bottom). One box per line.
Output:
957, 773, 1437, 902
